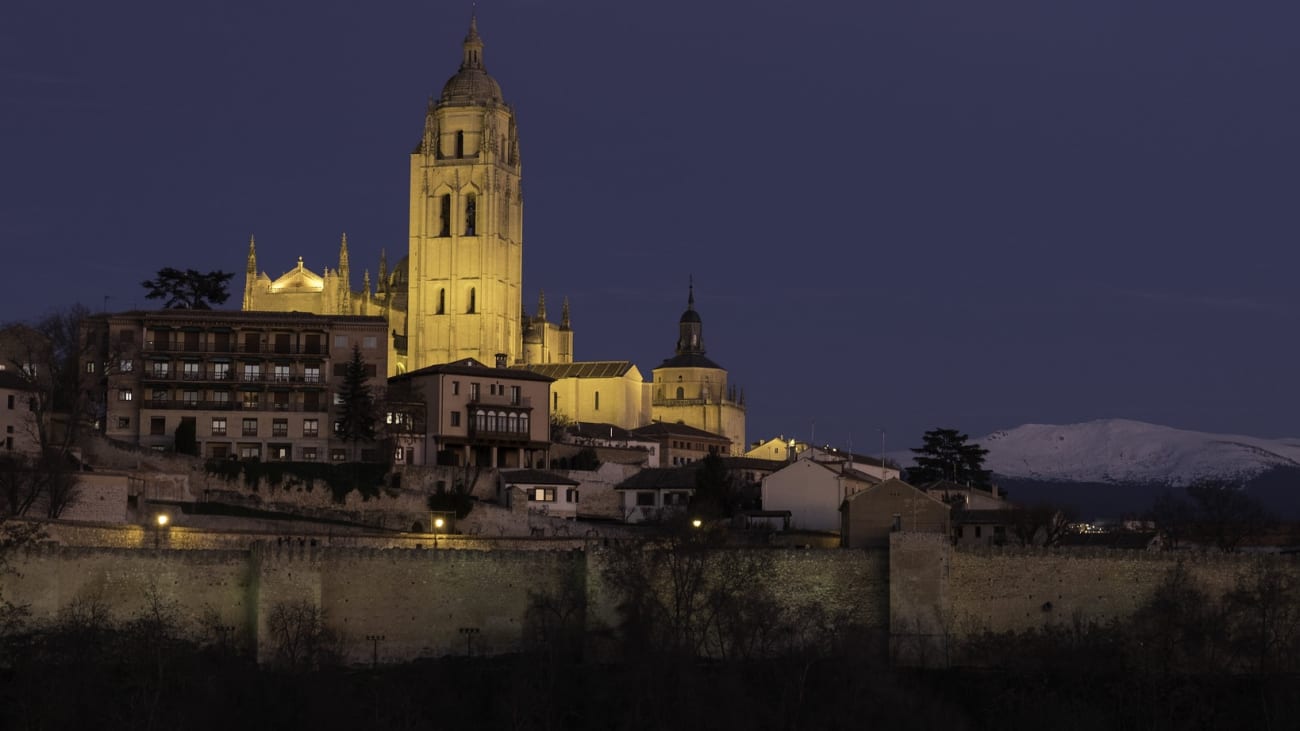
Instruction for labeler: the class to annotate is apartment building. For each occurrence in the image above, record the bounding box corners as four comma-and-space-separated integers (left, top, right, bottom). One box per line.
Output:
84, 310, 388, 462
385, 357, 552, 468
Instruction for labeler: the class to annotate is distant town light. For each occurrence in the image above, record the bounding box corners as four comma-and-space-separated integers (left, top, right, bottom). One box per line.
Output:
156, 514, 169, 527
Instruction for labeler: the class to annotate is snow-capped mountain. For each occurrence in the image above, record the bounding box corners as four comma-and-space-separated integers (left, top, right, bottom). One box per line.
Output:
976, 419, 1300, 486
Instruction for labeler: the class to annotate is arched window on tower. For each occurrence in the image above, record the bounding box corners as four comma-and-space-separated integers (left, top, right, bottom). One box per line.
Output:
439, 194, 451, 237
467, 288, 476, 314
456, 131, 465, 158
594, 391, 600, 411
676, 386, 684, 400
465, 193, 477, 236
437, 288, 445, 315
500, 190, 510, 234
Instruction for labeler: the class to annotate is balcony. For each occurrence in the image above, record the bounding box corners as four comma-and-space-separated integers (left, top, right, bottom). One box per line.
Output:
144, 342, 329, 356
651, 396, 710, 407
140, 400, 327, 413
467, 395, 532, 408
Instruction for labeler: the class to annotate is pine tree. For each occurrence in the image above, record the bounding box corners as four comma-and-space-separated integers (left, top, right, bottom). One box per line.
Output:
337, 346, 376, 460
907, 428, 992, 488
141, 268, 234, 309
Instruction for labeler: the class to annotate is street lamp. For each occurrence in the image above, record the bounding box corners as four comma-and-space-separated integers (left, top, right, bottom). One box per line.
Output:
433, 517, 445, 549
365, 634, 385, 669
691, 518, 702, 529
154, 513, 169, 549
458, 626, 480, 656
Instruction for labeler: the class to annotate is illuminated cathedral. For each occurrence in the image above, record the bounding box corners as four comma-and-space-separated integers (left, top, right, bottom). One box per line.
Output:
240, 16, 746, 453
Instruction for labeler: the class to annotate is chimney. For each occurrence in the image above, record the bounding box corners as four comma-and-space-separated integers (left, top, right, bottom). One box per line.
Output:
494, 352, 507, 368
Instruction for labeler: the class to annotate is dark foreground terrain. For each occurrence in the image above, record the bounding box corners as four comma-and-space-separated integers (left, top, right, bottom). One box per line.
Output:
3, 622, 1299, 731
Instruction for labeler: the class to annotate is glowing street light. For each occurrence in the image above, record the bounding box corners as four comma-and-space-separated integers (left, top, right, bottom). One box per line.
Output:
153, 513, 169, 549
433, 516, 445, 549
691, 518, 703, 529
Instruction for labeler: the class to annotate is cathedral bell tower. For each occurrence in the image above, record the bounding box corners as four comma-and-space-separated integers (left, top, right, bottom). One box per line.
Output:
406, 15, 523, 371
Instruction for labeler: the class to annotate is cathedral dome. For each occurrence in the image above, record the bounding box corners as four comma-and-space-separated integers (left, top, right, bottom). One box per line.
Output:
441, 69, 503, 105
440, 16, 503, 105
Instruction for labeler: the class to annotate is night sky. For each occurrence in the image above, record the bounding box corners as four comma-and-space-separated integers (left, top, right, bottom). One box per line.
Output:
4, 0, 1298, 453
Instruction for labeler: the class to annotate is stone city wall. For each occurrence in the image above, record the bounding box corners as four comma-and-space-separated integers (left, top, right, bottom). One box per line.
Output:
7, 531, 1293, 667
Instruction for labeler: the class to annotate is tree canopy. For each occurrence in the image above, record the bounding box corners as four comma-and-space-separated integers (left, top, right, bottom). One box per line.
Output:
336, 346, 376, 459
141, 268, 233, 310
906, 428, 992, 488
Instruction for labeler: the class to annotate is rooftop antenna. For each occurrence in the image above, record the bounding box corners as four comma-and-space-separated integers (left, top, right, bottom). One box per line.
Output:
879, 427, 886, 476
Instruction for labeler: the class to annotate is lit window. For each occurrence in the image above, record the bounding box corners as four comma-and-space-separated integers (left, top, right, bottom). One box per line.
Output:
304, 366, 320, 383
211, 418, 227, 437
120, 359, 134, 373
183, 390, 198, 405
303, 419, 319, 437
118, 389, 133, 401
529, 487, 556, 502
183, 362, 200, 380
302, 447, 318, 461
243, 364, 261, 381
242, 418, 257, 437
272, 419, 288, 437
213, 363, 230, 381
273, 365, 290, 382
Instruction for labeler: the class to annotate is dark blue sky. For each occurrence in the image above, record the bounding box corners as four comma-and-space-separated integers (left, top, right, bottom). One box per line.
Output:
4, 0, 1298, 452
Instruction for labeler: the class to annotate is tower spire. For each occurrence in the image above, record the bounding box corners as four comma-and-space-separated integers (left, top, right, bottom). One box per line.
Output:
675, 278, 704, 355
462, 8, 485, 70
561, 297, 571, 330
338, 233, 352, 314
242, 234, 258, 310
537, 290, 547, 322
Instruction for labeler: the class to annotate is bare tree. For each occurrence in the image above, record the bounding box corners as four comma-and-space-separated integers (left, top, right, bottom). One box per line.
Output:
267, 598, 340, 670
1, 307, 101, 517
1187, 479, 1268, 552
0, 455, 41, 517
1010, 503, 1072, 547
